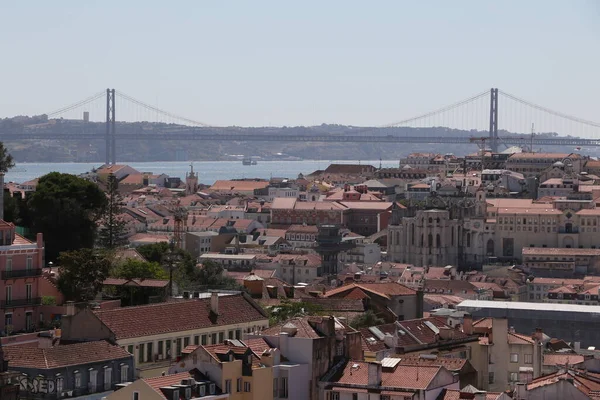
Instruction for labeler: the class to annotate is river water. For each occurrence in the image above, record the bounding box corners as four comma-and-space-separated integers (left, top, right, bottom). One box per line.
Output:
5, 160, 401, 185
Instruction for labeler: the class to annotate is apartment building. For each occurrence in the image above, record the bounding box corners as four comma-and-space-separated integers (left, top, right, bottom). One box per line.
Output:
0, 221, 47, 333
60, 293, 269, 378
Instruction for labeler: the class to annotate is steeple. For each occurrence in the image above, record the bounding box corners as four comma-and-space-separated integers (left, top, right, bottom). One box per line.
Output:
185, 162, 199, 195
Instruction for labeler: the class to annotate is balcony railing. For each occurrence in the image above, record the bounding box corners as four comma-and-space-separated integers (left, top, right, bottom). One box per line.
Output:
2, 268, 43, 279
558, 227, 579, 234
1, 297, 42, 309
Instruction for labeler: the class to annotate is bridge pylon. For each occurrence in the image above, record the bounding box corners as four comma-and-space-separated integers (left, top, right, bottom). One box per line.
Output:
489, 88, 499, 153
105, 89, 116, 165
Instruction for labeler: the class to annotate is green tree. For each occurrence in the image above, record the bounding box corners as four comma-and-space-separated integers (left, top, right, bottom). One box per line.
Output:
0, 142, 15, 173
3, 191, 19, 223
350, 310, 385, 329
111, 259, 168, 280
268, 300, 323, 325
195, 260, 241, 289
97, 173, 128, 249
57, 249, 112, 302
27, 172, 108, 261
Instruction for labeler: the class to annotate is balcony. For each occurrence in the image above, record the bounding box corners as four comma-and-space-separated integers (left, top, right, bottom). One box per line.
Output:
1, 297, 42, 309
2, 268, 43, 279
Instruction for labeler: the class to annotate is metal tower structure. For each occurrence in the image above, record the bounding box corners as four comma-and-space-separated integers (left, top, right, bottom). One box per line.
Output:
488, 88, 499, 153
105, 88, 116, 165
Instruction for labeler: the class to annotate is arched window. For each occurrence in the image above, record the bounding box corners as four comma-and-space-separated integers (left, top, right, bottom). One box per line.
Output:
466, 233, 471, 247
486, 239, 494, 256
428, 234, 433, 247
436, 234, 441, 248
420, 234, 424, 247
395, 231, 400, 245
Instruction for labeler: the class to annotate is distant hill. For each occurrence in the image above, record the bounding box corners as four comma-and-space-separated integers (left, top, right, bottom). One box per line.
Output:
0, 119, 583, 162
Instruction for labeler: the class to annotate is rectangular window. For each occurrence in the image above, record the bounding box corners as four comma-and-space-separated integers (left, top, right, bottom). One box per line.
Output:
184, 337, 190, 348
25, 284, 32, 301
176, 338, 182, 355
121, 365, 129, 383
244, 382, 251, 392
510, 372, 519, 382
158, 341, 164, 357
273, 378, 278, 398
5, 286, 12, 304
228, 330, 234, 339
194, 335, 200, 346
202, 335, 207, 345
56, 376, 64, 394
138, 343, 145, 363
236, 329, 242, 340
25, 312, 32, 331
524, 354, 533, 364
90, 370, 98, 393
4, 313, 11, 327
280, 377, 288, 398
510, 353, 518, 363
488, 372, 494, 384
104, 367, 112, 390
237, 378, 242, 392
74, 372, 82, 388
329, 392, 340, 400
225, 379, 231, 394
133, 393, 139, 400
219, 332, 224, 343
146, 342, 153, 362
26, 256, 32, 270
211, 333, 217, 344
5, 258, 11, 272
127, 345, 134, 355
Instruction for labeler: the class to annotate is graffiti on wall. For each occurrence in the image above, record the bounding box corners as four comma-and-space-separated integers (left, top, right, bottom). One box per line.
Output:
18, 376, 60, 394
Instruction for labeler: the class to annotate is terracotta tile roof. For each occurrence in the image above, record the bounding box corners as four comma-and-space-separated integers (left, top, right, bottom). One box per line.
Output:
94, 294, 267, 339
331, 361, 443, 390
398, 317, 468, 344
210, 180, 269, 192
523, 247, 600, 256
397, 356, 467, 372
3, 340, 131, 369
286, 224, 319, 234
543, 353, 585, 366
103, 278, 169, 288
473, 318, 493, 329
440, 389, 506, 400
143, 370, 209, 400
324, 282, 416, 299
508, 332, 535, 345
261, 316, 323, 339
527, 369, 600, 396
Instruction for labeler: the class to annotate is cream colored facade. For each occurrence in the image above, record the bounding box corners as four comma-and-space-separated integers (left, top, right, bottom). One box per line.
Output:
120, 320, 269, 378
388, 189, 600, 268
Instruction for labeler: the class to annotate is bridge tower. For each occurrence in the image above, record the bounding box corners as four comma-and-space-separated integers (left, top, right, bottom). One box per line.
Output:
105, 89, 116, 165
488, 88, 499, 153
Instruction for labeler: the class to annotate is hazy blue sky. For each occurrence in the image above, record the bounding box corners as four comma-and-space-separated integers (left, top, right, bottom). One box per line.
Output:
2, 1, 599, 127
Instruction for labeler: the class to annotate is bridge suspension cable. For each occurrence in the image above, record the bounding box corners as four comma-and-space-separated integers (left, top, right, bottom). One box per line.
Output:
46, 91, 105, 117
499, 90, 600, 129
116, 90, 213, 127
383, 89, 489, 127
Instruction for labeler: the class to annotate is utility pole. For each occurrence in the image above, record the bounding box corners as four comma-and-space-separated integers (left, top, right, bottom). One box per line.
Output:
488, 88, 499, 153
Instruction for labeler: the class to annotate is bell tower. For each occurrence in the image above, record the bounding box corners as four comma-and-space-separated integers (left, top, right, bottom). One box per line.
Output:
185, 163, 199, 195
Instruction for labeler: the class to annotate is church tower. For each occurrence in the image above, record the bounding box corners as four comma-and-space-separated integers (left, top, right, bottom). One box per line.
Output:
185, 163, 199, 195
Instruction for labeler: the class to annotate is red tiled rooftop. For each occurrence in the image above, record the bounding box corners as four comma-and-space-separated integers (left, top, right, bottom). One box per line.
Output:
3, 340, 130, 369
324, 282, 415, 299
94, 294, 267, 339
332, 361, 443, 390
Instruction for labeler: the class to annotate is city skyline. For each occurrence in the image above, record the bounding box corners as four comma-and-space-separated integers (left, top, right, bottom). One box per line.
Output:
2, 1, 599, 127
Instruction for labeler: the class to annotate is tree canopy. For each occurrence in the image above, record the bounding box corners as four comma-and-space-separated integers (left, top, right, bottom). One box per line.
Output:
268, 300, 323, 326
110, 259, 168, 280
0, 142, 15, 173
97, 173, 128, 249
27, 172, 107, 261
349, 310, 384, 329
56, 248, 112, 302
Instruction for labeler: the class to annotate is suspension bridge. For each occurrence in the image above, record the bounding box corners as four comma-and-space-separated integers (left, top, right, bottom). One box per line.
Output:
1, 88, 599, 165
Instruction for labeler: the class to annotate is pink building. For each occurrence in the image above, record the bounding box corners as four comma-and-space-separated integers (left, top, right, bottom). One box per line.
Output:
0, 220, 45, 334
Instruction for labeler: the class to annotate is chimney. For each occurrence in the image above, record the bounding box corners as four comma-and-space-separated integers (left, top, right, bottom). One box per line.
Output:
474, 391, 487, 400
368, 362, 382, 386
533, 327, 543, 342
279, 332, 289, 357
65, 301, 76, 316
574, 342, 581, 352
463, 313, 473, 335
210, 292, 219, 315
